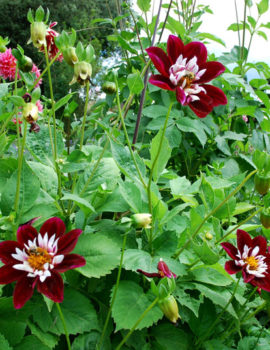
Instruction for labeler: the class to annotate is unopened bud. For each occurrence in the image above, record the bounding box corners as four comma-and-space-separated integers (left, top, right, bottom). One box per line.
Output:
23, 103, 39, 123
69, 61, 92, 86
205, 232, 213, 240
102, 81, 116, 94
131, 213, 152, 229
158, 295, 180, 324
63, 47, 78, 66
19, 56, 33, 73
254, 173, 270, 195
31, 22, 47, 48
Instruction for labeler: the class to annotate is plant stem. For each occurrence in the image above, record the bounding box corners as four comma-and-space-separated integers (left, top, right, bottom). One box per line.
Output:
80, 81, 90, 150
97, 233, 127, 350
174, 169, 257, 259
240, 0, 247, 74
115, 297, 159, 350
55, 303, 71, 350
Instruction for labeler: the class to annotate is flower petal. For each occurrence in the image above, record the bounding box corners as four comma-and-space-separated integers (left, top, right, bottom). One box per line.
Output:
188, 95, 213, 118
37, 271, 64, 303
57, 229, 82, 254
224, 260, 242, 274
148, 74, 175, 90
196, 61, 226, 83
183, 41, 207, 66
13, 276, 35, 309
242, 269, 255, 283
54, 254, 86, 273
146, 47, 171, 77
251, 235, 267, 256
252, 275, 270, 292
221, 242, 238, 260
40, 217, 66, 239
0, 264, 23, 283
237, 229, 252, 254
176, 86, 187, 105
202, 85, 227, 107
17, 225, 38, 245
137, 269, 161, 278
167, 35, 184, 63
0, 240, 24, 264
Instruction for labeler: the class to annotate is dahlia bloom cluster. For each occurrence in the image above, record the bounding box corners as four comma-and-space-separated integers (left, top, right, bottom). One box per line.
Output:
0, 217, 85, 308
221, 229, 270, 292
0, 48, 42, 86
146, 35, 227, 118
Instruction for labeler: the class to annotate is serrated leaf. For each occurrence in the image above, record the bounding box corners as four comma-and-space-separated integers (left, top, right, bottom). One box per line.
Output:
191, 265, 233, 286
127, 72, 144, 95
27, 321, 58, 349
191, 241, 219, 265
14, 336, 50, 350
74, 233, 120, 278
176, 118, 207, 146
0, 333, 13, 350
151, 323, 191, 349
112, 281, 162, 331
137, 0, 151, 12
61, 193, 95, 214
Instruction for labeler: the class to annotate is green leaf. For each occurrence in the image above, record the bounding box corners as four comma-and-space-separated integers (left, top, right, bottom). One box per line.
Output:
117, 36, 137, 54
137, 0, 151, 12
233, 202, 255, 215
9, 96, 25, 107
127, 72, 144, 95
191, 265, 233, 286
191, 241, 219, 265
227, 23, 244, 31
197, 32, 225, 46
237, 336, 259, 350
0, 158, 17, 192
74, 233, 120, 278
176, 118, 207, 147
166, 16, 185, 36
149, 129, 171, 181
247, 16, 256, 29
204, 339, 231, 350
72, 332, 108, 350
215, 135, 231, 156
255, 90, 270, 110
35, 6, 45, 21
119, 180, 146, 213
14, 336, 50, 350
0, 334, 13, 350
27, 9, 34, 23
151, 323, 191, 350
27, 321, 58, 349
175, 286, 202, 317
261, 119, 270, 132
257, 0, 269, 15
54, 93, 73, 111
61, 193, 95, 214
112, 281, 162, 331
200, 176, 215, 211
28, 161, 57, 197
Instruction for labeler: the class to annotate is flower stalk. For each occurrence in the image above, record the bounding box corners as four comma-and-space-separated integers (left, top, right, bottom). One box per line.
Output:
56, 302, 71, 350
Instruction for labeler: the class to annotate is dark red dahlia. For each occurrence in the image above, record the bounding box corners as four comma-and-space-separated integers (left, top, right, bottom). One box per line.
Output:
0, 217, 85, 308
146, 35, 227, 118
221, 229, 270, 292
137, 258, 176, 278
40, 22, 63, 61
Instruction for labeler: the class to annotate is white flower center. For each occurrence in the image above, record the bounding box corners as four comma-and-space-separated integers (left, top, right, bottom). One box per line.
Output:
235, 244, 268, 278
169, 54, 206, 103
12, 233, 64, 282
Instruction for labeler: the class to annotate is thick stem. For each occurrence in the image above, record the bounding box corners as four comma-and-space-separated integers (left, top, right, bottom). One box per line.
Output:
115, 297, 159, 350
56, 302, 71, 350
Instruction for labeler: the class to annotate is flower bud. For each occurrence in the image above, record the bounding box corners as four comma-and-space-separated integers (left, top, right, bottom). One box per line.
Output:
31, 22, 47, 48
131, 213, 152, 229
260, 210, 270, 229
29, 122, 40, 133
18, 56, 33, 73
205, 232, 213, 240
69, 61, 92, 86
62, 47, 78, 66
158, 295, 180, 324
22, 103, 39, 123
254, 173, 270, 195
102, 81, 116, 94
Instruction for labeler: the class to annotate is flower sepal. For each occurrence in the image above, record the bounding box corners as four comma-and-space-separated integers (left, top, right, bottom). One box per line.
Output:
131, 213, 152, 229
69, 61, 92, 86
158, 294, 180, 324
22, 102, 39, 123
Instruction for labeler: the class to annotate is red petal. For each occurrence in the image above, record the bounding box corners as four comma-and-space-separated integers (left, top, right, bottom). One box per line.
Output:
242, 269, 254, 283
148, 74, 175, 90
40, 217, 66, 239
183, 41, 207, 66
197, 61, 226, 84
17, 225, 38, 245
188, 96, 213, 118
13, 276, 35, 309
167, 35, 184, 63
37, 271, 64, 303
0, 264, 23, 284
237, 229, 252, 254
54, 254, 86, 273
224, 260, 242, 274
146, 47, 171, 77
252, 275, 270, 292
0, 241, 24, 264
221, 242, 238, 260
137, 269, 160, 278
251, 235, 267, 256
202, 85, 227, 107
57, 229, 82, 254
176, 87, 187, 105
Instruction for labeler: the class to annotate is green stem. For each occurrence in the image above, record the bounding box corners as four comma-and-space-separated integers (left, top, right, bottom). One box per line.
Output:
55, 303, 71, 350
97, 234, 127, 350
79, 81, 90, 150
196, 277, 240, 346
174, 169, 257, 259
147, 102, 173, 249
240, 0, 247, 74
114, 75, 146, 188
115, 297, 159, 350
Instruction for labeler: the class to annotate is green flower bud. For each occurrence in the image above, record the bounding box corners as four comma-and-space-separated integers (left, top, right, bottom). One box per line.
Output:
69, 61, 92, 86
131, 213, 152, 229
30, 22, 47, 48
22, 103, 39, 123
205, 232, 213, 240
18, 56, 33, 73
158, 295, 180, 324
260, 210, 270, 229
62, 47, 78, 66
254, 173, 270, 195
102, 81, 116, 94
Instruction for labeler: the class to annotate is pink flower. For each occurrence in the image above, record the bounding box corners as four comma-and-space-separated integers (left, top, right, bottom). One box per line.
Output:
221, 229, 270, 292
36, 100, 43, 112
0, 217, 85, 309
242, 115, 248, 123
31, 63, 42, 87
137, 258, 176, 278
40, 22, 63, 61
146, 35, 227, 118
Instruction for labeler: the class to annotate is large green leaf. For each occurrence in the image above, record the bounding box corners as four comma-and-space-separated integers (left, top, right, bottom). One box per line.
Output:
151, 323, 191, 350
0, 334, 13, 350
137, 0, 151, 12
0, 158, 17, 192
28, 161, 57, 197
127, 72, 144, 95
74, 233, 120, 278
191, 265, 233, 286
27, 321, 58, 349
14, 336, 50, 350
176, 118, 207, 146
112, 281, 162, 331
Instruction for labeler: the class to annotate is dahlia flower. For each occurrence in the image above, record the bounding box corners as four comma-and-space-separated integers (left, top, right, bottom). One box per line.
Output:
137, 258, 176, 278
40, 22, 63, 61
221, 229, 270, 292
0, 217, 85, 309
146, 35, 227, 118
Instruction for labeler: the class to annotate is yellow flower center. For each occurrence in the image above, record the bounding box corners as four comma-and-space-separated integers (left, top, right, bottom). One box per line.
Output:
178, 71, 195, 88
27, 247, 52, 270
244, 256, 259, 270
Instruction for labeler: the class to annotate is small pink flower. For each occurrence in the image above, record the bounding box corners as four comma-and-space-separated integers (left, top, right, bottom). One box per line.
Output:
36, 100, 43, 112
242, 115, 248, 123
40, 22, 63, 61
137, 258, 176, 278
